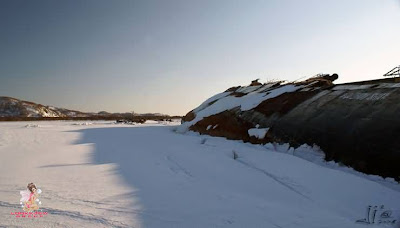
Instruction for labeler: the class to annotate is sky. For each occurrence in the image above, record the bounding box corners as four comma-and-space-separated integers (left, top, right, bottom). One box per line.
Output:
1, 0, 400, 116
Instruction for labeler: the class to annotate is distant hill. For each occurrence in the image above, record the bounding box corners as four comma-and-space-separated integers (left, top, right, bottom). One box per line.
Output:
0, 96, 172, 119
0, 96, 89, 117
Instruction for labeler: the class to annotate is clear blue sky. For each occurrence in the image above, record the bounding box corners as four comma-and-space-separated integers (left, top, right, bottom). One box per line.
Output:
1, 0, 399, 115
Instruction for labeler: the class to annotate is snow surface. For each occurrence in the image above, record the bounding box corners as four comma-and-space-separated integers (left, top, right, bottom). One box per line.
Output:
178, 84, 303, 132
192, 92, 232, 114
248, 127, 269, 139
1, 121, 399, 228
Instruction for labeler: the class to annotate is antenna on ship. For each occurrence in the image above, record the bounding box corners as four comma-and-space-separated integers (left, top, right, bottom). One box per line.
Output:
383, 65, 400, 77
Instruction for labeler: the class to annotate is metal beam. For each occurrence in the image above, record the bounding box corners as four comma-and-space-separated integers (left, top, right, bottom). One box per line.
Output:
383, 66, 400, 77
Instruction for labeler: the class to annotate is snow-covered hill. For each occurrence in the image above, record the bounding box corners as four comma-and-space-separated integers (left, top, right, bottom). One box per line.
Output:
0, 96, 172, 119
0, 96, 89, 117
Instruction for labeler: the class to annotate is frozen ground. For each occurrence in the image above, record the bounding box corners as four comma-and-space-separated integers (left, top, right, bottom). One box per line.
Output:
0, 121, 399, 228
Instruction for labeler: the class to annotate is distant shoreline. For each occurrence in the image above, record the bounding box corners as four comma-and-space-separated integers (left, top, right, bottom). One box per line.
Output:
0, 115, 182, 122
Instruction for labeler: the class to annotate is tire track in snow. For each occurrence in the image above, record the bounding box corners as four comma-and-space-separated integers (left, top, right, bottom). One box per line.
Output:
165, 155, 194, 178
236, 159, 313, 201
